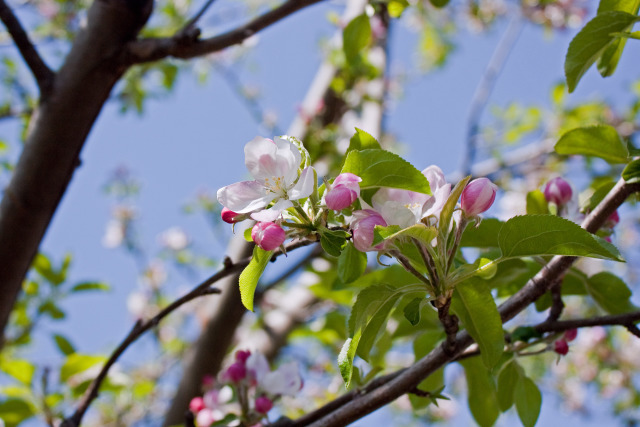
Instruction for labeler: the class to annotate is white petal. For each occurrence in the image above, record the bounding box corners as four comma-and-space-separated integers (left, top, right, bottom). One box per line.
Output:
260, 362, 302, 396
288, 166, 315, 200
274, 138, 302, 185
422, 165, 447, 190
217, 181, 273, 213
251, 199, 293, 222
245, 137, 280, 181
246, 352, 270, 383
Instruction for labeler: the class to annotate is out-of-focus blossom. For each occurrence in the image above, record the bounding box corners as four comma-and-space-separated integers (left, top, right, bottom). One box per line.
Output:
189, 397, 206, 413
159, 226, 189, 250
225, 362, 247, 383
564, 328, 578, 342
126, 292, 149, 319
246, 352, 270, 383
141, 260, 167, 289
235, 349, 252, 364
251, 222, 286, 251
544, 177, 573, 206
351, 209, 387, 252
461, 177, 497, 217
102, 220, 125, 248
217, 137, 315, 221
255, 396, 274, 414
260, 362, 303, 396
195, 408, 216, 427
554, 339, 569, 355
325, 173, 361, 210
605, 210, 620, 228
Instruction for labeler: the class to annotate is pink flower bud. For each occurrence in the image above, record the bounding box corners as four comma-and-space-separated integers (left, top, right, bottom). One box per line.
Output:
195, 408, 216, 427
221, 208, 242, 224
202, 374, 215, 388
554, 339, 569, 356
255, 396, 274, 414
351, 209, 387, 252
235, 350, 251, 364
544, 177, 573, 206
251, 222, 286, 251
461, 178, 498, 217
564, 328, 578, 342
606, 210, 620, 228
189, 397, 205, 413
225, 361, 247, 383
325, 173, 362, 210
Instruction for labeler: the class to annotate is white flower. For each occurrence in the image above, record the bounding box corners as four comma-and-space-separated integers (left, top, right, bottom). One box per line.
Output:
217, 137, 315, 222
260, 362, 303, 396
158, 226, 189, 251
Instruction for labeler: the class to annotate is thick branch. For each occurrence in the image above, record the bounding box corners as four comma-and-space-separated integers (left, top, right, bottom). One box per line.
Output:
0, 0, 54, 93
287, 179, 640, 426
125, 0, 325, 64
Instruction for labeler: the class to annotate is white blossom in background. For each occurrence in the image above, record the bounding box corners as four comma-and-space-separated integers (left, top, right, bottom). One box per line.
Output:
140, 260, 167, 289
127, 291, 149, 319
158, 226, 189, 251
102, 220, 125, 248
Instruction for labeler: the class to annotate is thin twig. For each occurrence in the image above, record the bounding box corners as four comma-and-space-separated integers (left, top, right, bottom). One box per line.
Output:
178, 0, 220, 37
125, 0, 325, 64
61, 239, 317, 427
0, 0, 53, 94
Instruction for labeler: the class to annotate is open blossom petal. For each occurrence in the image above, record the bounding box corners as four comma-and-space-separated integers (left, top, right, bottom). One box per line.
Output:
217, 181, 275, 213
288, 166, 315, 200
246, 352, 270, 383
373, 188, 429, 228
251, 199, 293, 222
260, 362, 302, 396
245, 137, 301, 186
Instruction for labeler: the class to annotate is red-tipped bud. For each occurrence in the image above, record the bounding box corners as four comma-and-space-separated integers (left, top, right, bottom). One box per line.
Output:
461, 178, 498, 217
189, 397, 205, 413
606, 210, 620, 228
351, 209, 387, 252
325, 173, 362, 210
554, 339, 569, 355
225, 362, 247, 383
235, 350, 251, 364
251, 222, 286, 251
221, 207, 242, 224
544, 177, 573, 206
564, 328, 578, 342
255, 396, 274, 414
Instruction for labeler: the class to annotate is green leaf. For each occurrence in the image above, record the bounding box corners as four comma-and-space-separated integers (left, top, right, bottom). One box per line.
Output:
514, 376, 542, 427
0, 398, 35, 427
60, 354, 105, 382
585, 271, 637, 313
622, 158, 640, 183
0, 358, 35, 385
319, 228, 350, 257
337, 242, 367, 283
565, 11, 639, 92
526, 190, 549, 215
510, 326, 542, 343
71, 281, 110, 292
341, 149, 431, 195
38, 301, 65, 320
403, 297, 423, 326
343, 14, 371, 62
388, 0, 411, 16
497, 359, 520, 411
461, 218, 504, 248
439, 176, 470, 237
336, 264, 417, 289
596, 0, 640, 76
460, 357, 500, 427
340, 284, 426, 386
583, 180, 616, 211
238, 246, 272, 311
555, 125, 629, 163
429, 0, 451, 7
53, 334, 77, 356
347, 128, 381, 153
373, 223, 437, 247
498, 215, 624, 261
32, 253, 66, 286
451, 278, 504, 368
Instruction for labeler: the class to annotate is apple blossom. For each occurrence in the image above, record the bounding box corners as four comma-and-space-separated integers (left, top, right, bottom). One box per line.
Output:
544, 177, 573, 206
554, 339, 569, 355
564, 328, 578, 342
255, 396, 274, 414
195, 408, 216, 427
221, 207, 244, 224
246, 351, 270, 384
461, 177, 497, 217
225, 361, 247, 383
217, 137, 315, 221
235, 349, 252, 363
260, 362, 303, 396
325, 173, 361, 210
189, 397, 206, 413
251, 222, 286, 251
351, 209, 388, 252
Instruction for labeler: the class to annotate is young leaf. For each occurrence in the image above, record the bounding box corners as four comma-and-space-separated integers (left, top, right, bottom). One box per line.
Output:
53, 334, 77, 356
388, 0, 411, 16
622, 158, 640, 183
460, 218, 504, 248
596, 0, 640, 76
555, 125, 629, 163
498, 215, 623, 261
497, 359, 520, 412
514, 376, 542, 427
60, 354, 105, 382
343, 14, 371, 62
438, 176, 470, 237
565, 11, 639, 92
340, 284, 426, 386
336, 264, 417, 289
319, 228, 350, 257
239, 246, 272, 311
585, 271, 637, 313
347, 128, 381, 153
373, 223, 437, 247
0, 398, 35, 427
403, 297, 423, 326
460, 357, 500, 427
71, 282, 110, 293
526, 190, 549, 215
337, 242, 368, 284
451, 278, 505, 368
0, 358, 35, 385
341, 149, 431, 195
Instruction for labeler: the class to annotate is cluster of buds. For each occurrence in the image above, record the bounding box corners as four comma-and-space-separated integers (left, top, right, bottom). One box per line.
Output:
521, 0, 587, 30
189, 350, 303, 426
554, 328, 578, 356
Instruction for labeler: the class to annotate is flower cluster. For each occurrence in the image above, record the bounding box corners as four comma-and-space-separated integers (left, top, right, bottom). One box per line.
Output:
189, 350, 303, 426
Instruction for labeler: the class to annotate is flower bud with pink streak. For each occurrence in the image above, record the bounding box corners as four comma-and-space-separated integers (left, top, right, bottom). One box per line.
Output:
325, 173, 362, 210
544, 177, 573, 206
189, 397, 206, 413
221, 208, 246, 224
225, 362, 247, 383
461, 177, 498, 217
351, 209, 388, 252
251, 222, 286, 251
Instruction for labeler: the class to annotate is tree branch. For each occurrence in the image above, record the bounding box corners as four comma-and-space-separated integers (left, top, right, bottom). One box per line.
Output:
0, 0, 54, 93
61, 239, 316, 427
279, 178, 640, 426
125, 0, 325, 64
534, 311, 640, 335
